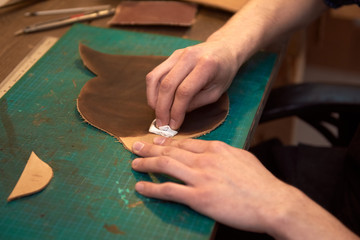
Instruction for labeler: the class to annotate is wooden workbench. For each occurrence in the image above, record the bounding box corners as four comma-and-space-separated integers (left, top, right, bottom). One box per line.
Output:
0, 0, 232, 83
0, 1, 282, 239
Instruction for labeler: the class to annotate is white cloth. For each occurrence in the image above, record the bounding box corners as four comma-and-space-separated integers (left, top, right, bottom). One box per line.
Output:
148, 119, 178, 137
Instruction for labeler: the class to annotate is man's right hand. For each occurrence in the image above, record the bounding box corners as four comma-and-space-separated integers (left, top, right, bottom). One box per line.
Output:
146, 40, 240, 130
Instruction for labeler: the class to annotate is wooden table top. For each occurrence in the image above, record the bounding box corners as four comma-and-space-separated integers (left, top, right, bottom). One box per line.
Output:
0, 0, 233, 83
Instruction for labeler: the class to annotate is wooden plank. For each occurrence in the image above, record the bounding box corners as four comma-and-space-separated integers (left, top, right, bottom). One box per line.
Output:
180, 0, 248, 12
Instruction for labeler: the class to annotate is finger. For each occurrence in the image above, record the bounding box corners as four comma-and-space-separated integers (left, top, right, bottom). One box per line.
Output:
135, 181, 194, 205
169, 59, 218, 129
146, 51, 183, 109
155, 54, 197, 127
132, 156, 195, 183
146, 72, 166, 109
153, 136, 171, 145
187, 87, 224, 112
154, 137, 213, 154
150, 49, 184, 77
132, 141, 196, 165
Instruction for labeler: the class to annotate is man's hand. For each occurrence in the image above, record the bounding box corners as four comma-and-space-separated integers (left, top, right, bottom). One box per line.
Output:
146, 40, 240, 130
131, 137, 289, 233
131, 137, 360, 239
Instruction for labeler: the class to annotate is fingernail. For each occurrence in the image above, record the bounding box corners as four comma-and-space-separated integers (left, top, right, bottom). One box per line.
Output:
135, 182, 144, 192
156, 119, 162, 127
153, 136, 166, 145
169, 119, 177, 129
132, 158, 139, 167
133, 142, 144, 152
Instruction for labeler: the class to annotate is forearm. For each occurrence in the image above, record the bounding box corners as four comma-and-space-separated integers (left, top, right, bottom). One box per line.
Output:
145, 0, 328, 128
207, 0, 328, 67
264, 185, 359, 240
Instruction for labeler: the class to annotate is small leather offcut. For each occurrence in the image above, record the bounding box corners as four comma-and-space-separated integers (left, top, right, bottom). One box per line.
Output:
77, 44, 229, 152
8, 152, 53, 202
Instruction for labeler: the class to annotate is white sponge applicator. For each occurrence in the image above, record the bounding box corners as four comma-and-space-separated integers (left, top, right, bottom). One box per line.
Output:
149, 119, 178, 137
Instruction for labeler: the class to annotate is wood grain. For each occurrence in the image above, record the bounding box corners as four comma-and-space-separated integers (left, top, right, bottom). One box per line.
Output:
180, 0, 248, 12
0, 0, 233, 84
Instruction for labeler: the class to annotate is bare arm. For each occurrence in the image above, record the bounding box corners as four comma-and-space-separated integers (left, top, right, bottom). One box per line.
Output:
131, 138, 359, 240
146, 0, 328, 130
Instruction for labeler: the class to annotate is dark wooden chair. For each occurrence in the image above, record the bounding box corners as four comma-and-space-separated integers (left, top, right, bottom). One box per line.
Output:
260, 82, 360, 146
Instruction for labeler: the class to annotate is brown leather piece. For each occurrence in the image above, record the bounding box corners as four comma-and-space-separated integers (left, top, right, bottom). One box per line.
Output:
77, 44, 229, 151
108, 1, 197, 26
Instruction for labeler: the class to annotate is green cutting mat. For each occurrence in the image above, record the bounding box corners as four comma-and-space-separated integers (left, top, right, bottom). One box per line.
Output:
0, 24, 277, 239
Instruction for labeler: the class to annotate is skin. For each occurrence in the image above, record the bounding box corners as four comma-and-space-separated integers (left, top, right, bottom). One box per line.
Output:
132, 137, 359, 239
146, 0, 329, 130
135, 0, 360, 238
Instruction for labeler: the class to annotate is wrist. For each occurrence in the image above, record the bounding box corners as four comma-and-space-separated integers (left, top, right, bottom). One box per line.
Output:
205, 5, 272, 68
207, 32, 253, 68
259, 184, 306, 239
261, 185, 359, 240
